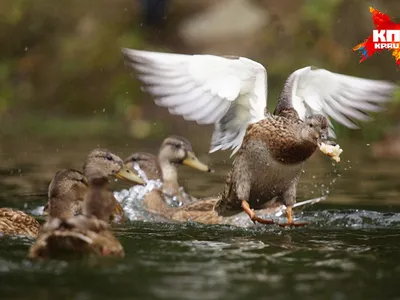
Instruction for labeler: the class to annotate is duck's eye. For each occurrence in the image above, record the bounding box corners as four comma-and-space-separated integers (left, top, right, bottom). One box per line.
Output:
308, 123, 314, 128
105, 154, 113, 161
174, 144, 181, 149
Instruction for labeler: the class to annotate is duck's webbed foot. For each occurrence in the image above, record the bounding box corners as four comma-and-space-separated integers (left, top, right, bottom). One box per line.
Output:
241, 200, 274, 225
278, 206, 308, 227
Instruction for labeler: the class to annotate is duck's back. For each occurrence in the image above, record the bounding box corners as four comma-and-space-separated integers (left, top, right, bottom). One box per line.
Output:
0, 208, 39, 239
170, 197, 222, 224
28, 215, 124, 259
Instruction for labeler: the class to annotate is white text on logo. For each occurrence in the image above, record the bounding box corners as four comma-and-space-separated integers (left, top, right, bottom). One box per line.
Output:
373, 30, 400, 49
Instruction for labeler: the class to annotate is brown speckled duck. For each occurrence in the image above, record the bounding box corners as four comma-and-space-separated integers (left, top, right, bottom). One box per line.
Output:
0, 208, 40, 239
122, 48, 397, 226
124, 136, 212, 215
28, 149, 143, 259
43, 149, 144, 223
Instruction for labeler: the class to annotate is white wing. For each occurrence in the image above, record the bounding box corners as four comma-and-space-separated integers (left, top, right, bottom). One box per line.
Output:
122, 48, 267, 155
284, 66, 398, 138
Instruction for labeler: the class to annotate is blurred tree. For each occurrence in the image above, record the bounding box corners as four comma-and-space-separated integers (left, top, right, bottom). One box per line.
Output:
0, 0, 398, 142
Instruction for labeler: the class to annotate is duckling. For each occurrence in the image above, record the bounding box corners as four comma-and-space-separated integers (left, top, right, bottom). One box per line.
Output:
122, 48, 397, 226
43, 149, 144, 222
125, 152, 162, 181
124, 136, 212, 214
28, 149, 143, 259
28, 176, 124, 259
46, 169, 89, 219
0, 169, 88, 239
0, 208, 40, 239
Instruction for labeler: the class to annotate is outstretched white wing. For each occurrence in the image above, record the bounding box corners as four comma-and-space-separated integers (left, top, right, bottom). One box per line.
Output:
122, 48, 267, 155
286, 66, 398, 138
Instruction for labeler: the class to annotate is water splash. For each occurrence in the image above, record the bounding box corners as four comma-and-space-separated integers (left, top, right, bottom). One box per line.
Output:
164, 193, 183, 207
132, 162, 149, 182
306, 209, 400, 229
113, 162, 164, 220
28, 206, 44, 216
274, 196, 327, 217
114, 179, 163, 221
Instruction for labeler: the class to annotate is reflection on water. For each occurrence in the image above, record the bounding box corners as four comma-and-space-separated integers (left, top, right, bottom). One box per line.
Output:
0, 139, 400, 299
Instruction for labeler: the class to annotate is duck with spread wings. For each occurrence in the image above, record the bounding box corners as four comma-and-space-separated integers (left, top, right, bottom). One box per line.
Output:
122, 48, 397, 226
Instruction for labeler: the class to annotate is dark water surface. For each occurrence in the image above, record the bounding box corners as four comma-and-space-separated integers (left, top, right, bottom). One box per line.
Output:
0, 138, 400, 300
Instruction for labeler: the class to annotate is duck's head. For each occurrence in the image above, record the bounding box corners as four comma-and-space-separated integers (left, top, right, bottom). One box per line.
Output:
303, 115, 329, 145
158, 136, 212, 172
47, 169, 88, 219
124, 152, 162, 181
83, 148, 145, 184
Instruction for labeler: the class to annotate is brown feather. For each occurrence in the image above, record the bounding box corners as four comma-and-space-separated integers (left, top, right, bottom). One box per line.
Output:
0, 208, 40, 238
28, 215, 124, 259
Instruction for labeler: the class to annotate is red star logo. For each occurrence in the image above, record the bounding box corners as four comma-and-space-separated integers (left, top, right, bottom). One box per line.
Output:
353, 7, 400, 67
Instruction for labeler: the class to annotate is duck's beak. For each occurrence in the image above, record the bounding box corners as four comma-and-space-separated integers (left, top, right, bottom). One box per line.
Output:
115, 165, 145, 185
182, 152, 213, 172
318, 129, 336, 146
320, 132, 328, 142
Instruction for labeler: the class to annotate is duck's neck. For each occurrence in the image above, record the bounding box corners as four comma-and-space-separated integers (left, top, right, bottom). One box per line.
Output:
83, 176, 114, 222
274, 73, 305, 120
158, 158, 180, 197
49, 196, 74, 220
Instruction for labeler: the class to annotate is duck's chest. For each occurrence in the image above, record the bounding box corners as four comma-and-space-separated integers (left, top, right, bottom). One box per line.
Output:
217, 140, 304, 215
244, 116, 318, 165
245, 140, 303, 193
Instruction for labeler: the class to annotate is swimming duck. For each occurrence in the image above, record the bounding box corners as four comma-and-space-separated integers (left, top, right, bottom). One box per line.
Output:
124, 136, 212, 214
0, 208, 40, 239
122, 151, 281, 225
169, 197, 283, 225
122, 48, 397, 226
0, 169, 90, 239
43, 149, 143, 222
28, 149, 143, 259
45, 169, 89, 219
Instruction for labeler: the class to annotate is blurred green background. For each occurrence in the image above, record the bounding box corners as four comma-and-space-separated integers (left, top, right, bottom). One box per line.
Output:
0, 0, 399, 154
